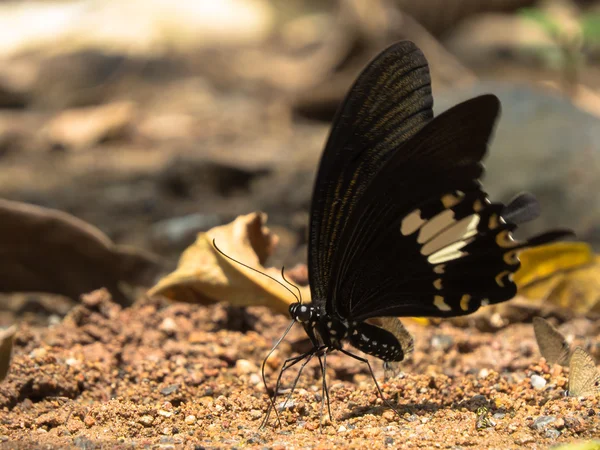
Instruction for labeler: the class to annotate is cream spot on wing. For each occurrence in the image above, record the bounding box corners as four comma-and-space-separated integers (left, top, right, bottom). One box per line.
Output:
418, 210, 455, 244
473, 199, 484, 212
434, 264, 446, 274
441, 191, 464, 208
434, 278, 443, 290
401, 209, 425, 235
460, 294, 471, 311
503, 250, 519, 265
496, 230, 518, 248
434, 295, 451, 311
489, 214, 499, 230
427, 240, 470, 264
421, 215, 479, 255
495, 271, 511, 287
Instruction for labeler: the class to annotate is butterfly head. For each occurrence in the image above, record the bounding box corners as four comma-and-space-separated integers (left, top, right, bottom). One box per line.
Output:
289, 303, 316, 324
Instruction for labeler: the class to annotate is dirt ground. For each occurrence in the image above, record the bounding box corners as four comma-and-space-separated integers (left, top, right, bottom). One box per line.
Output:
0, 289, 598, 449
2, 1, 600, 449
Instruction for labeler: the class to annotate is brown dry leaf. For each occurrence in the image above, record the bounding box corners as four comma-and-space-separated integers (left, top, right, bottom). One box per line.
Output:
516, 242, 600, 314
0, 199, 162, 303
0, 325, 16, 381
148, 212, 309, 315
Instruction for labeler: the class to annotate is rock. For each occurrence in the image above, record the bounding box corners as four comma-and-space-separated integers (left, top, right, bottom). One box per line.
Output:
444, 14, 555, 67
436, 82, 600, 249
160, 384, 180, 396
531, 415, 556, 430
159, 317, 178, 335
544, 429, 561, 439
249, 409, 262, 420
431, 334, 454, 351
235, 359, 258, 375
150, 214, 221, 251
185, 415, 197, 425
139, 415, 155, 427
530, 374, 547, 390
43, 101, 135, 151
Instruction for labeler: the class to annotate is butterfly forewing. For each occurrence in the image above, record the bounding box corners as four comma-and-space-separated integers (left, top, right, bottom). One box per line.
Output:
569, 347, 600, 397
533, 317, 570, 366
309, 41, 434, 308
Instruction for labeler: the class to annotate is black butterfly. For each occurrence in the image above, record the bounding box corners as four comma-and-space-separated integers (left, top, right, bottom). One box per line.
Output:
259, 40, 573, 426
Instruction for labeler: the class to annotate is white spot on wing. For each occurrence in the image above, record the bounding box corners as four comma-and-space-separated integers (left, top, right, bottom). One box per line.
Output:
401, 209, 425, 235
421, 214, 480, 255
427, 240, 470, 264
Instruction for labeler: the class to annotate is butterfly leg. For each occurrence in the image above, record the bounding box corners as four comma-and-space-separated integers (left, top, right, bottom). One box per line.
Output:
260, 346, 326, 429
260, 350, 313, 429
316, 352, 333, 424
339, 348, 404, 420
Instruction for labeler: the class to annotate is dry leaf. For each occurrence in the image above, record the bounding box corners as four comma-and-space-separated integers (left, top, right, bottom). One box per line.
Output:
516, 241, 600, 314
0, 199, 162, 303
0, 325, 16, 381
148, 212, 309, 315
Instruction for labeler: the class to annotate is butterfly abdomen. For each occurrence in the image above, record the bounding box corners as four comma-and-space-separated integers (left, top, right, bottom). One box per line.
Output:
348, 321, 406, 362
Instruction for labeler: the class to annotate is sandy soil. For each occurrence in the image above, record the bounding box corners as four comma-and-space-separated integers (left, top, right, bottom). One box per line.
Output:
0, 289, 598, 449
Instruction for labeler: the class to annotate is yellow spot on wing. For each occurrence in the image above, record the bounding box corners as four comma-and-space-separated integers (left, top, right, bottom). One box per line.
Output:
460, 294, 471, 311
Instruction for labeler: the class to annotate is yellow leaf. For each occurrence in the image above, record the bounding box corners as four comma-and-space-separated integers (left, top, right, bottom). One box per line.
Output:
516, 241, 600, 314
147, 212, 309, 315
514, 242, 594, 288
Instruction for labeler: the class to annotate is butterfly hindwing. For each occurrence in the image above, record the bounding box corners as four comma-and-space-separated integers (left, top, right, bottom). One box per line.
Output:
569, 347, 600, 397
309, 41, 434, 307
533, 317, 570, 366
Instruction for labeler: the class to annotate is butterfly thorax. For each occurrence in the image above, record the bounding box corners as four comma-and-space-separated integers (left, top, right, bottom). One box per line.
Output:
289, 302, 406, 362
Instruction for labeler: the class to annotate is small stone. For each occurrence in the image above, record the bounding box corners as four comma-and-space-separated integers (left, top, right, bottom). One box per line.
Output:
83, 415, 95, 427
385, 436, 394, 446
160, 384, 180, 396
158, 409, 173, 418
493, 412, 506, 420
478, 368, 490, 379
431, 334, 454, 351
532, 415, 556, 430
184, 415, 196, 425
530, 374, 547, 390
249, 409, 262, 420
162, 426, 172, 435
382, 410, 395, 422
235, 359, 258, 375
139, 415, 154, 427
545, 429, 561, 439
338, 425, 347, 432
160, 318, 177, 335
514, 434, 535, 445
249, 373, 261, 385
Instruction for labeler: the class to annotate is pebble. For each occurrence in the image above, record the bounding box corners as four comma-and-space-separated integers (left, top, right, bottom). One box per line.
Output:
530, 374, 547, 390
160, 384, 180, 396
478, 368, 490, 379
235, 359, 258, 375
249, 410, 262, 420
545, 429, 561, 439
338, 425, 347, 432
159, 317, 177, 335
531, 415, 556, 430
431, 334, 454, 351
184, 415, 196, 425
83, 415, 95, 427
514, 434, 535, 445
249, 373, 261, 386
139, 415, 155, 427
158, 409, 173, 418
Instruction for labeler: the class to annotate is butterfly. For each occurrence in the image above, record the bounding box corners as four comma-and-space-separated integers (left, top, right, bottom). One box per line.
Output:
569, 347, 600, 397
260, 40, 574, 426
533, 317, 570, 366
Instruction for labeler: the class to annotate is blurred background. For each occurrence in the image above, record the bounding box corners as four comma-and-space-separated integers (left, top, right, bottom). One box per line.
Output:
1, 0, 600, 321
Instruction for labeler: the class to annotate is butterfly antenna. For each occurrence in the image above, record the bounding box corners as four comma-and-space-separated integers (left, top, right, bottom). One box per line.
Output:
212, 239, 300, 303
260, 319, 296, 428
280, 266, 303, 305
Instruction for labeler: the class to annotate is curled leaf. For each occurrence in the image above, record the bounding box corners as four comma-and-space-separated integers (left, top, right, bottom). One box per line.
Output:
148, 212, 309, 315
0, 199, 162, 303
